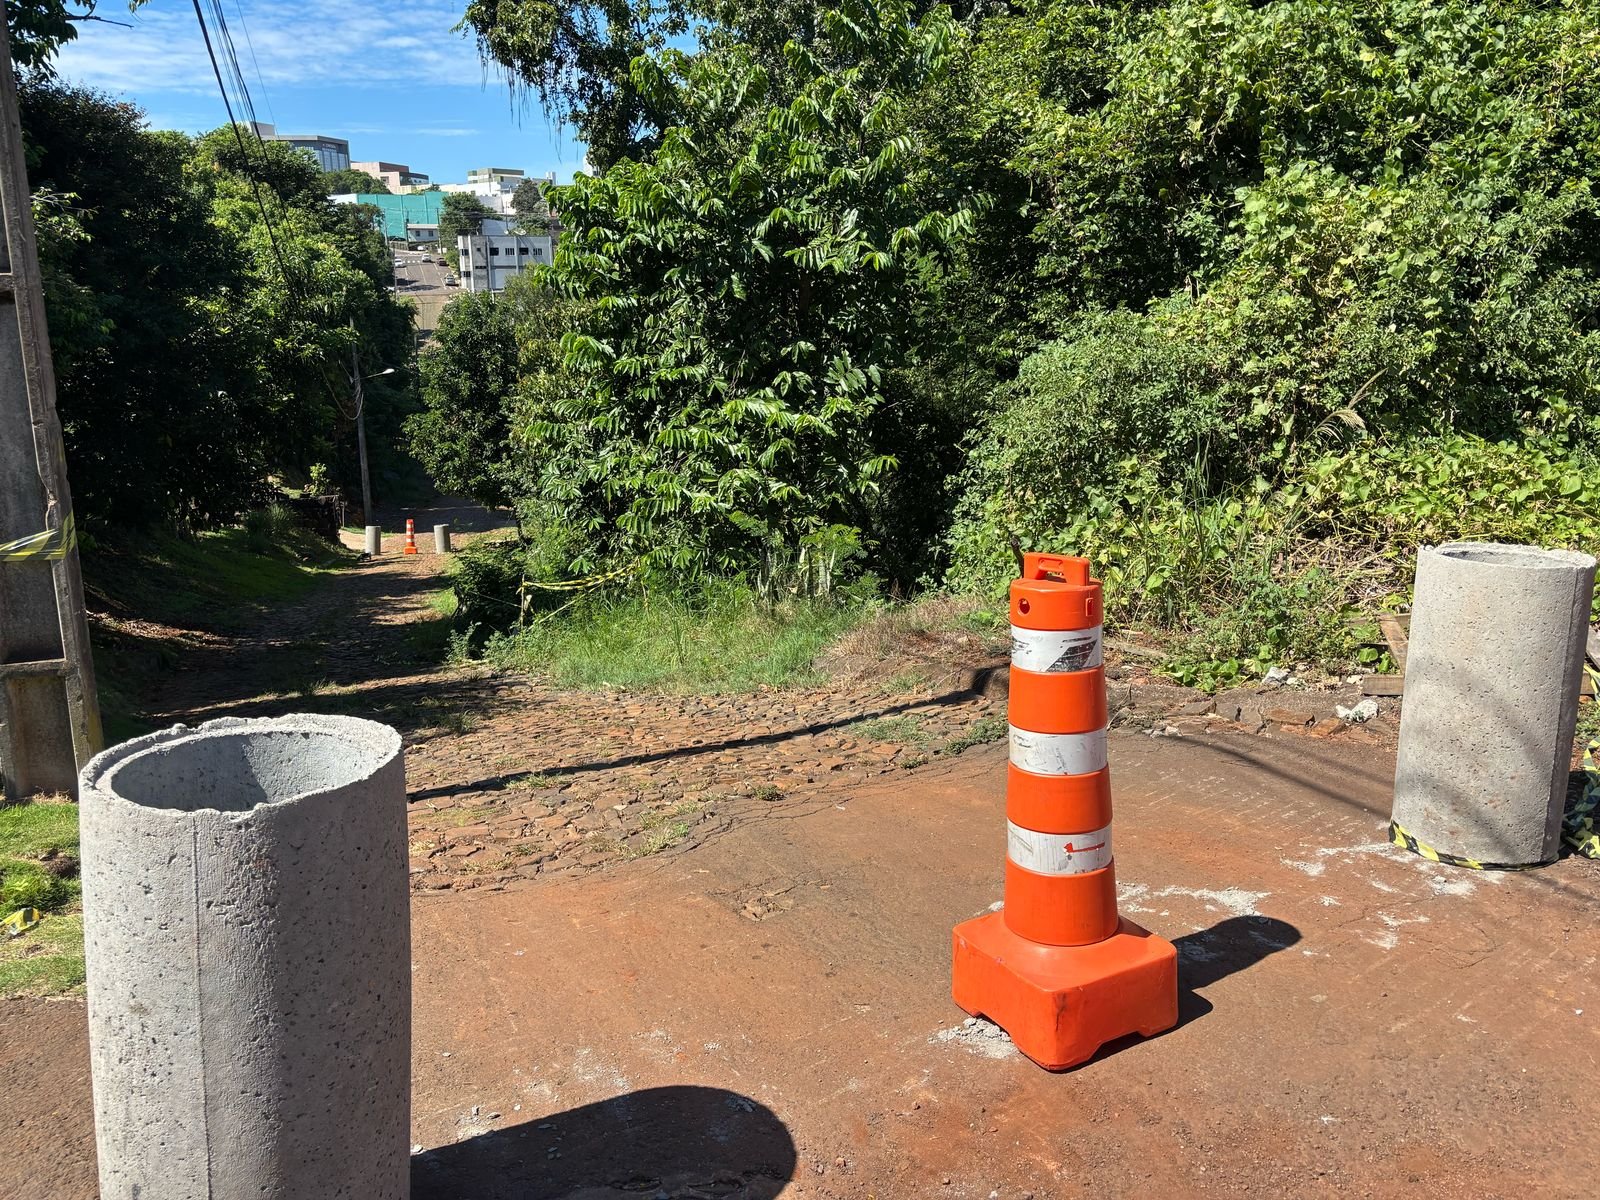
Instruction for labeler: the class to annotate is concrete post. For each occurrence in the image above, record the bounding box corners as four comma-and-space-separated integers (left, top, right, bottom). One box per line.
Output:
433, 523, 451, 554
1392, 542, 1596, 866
365, 524, 382, 556
79, 715, 411, 1200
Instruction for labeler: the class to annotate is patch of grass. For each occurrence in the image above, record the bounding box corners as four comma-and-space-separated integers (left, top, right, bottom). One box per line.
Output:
938, 714, 1008, 756
0, 912, 84, 997
426, 804, 496, 829
482, 583, 864, 693
851, 715, 932, 748
507, 773, 559, 791
630, 802, 703, 858
0, 800, 83, 998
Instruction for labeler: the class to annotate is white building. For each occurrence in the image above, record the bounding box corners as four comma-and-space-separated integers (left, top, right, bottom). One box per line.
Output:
437, 170, 556, 216
457, 220, 555, 293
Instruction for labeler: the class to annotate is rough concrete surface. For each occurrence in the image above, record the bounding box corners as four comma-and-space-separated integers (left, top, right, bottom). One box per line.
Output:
14, 727, 1598, 1198
1393, 542, 1596, 863
78, 715, 410, 1199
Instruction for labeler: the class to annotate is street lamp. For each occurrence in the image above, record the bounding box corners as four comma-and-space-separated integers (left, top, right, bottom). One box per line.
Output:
350, 357, 397, 527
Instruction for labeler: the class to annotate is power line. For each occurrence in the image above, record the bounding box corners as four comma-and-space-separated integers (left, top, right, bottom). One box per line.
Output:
190, 0, 296, 296
231, 0, 276, 126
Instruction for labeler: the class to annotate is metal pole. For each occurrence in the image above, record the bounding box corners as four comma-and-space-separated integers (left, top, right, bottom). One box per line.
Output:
0, 16, 102, 800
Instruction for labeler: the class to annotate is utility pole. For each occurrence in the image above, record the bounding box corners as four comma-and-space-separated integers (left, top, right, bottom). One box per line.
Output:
351, 341, 373, 527
348, 335, 394, 529
0, 18, 102, 801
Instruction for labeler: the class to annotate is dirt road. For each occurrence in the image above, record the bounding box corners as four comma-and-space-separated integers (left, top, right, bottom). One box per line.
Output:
5, 513, 1597, 1198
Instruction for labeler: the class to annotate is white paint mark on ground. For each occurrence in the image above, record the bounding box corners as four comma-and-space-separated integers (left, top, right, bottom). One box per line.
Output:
1377, 912, 1430, 929
1152, 885, 1270, 919
1282, 859, 1326, 877
1364, 931, 1400, 950
1318, 895, 1342, 907
933, 1017, 1018, 1061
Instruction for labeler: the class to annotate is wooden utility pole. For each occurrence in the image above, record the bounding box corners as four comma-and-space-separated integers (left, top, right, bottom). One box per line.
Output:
0, 17, 102, 801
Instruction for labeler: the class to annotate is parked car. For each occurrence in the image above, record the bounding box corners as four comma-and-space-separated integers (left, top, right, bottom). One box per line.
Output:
445, 276, 459, 287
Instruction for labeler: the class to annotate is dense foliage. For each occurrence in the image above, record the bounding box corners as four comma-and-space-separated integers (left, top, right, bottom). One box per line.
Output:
389, 1, 1600, 671
324, 168, 390, 195
16, 68, 418, 528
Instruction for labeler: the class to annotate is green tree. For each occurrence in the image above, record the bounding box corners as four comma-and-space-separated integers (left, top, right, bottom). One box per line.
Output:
23, 83, 267, 527
437, 191, 495, 268
510, 176, 554, 234
324, 168, 390, 194
460, 0, 687, 169
407, 290, 522, 510
518, 0, 975, 580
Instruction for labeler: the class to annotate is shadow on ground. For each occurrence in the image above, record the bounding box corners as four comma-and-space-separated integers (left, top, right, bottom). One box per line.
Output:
1075, 914, 1301, 1070
412, 1084, 796, 1200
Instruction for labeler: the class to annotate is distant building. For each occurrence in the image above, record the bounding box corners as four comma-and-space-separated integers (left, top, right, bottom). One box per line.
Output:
457, 219, 555, 293
330, 192, 445, 243
249, 122, 350, 172
438, 169, 555, 216
351, 160, 430, 192
466, 167, 525, 187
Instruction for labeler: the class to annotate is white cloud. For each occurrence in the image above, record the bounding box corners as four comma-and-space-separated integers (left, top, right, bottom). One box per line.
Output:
55, 0, 490, 96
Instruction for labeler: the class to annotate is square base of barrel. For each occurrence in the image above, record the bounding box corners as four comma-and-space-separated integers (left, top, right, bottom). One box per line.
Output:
951, 912, 1178, 1071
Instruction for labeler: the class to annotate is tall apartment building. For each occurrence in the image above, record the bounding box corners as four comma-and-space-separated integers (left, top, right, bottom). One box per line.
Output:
249, 122, 350, 172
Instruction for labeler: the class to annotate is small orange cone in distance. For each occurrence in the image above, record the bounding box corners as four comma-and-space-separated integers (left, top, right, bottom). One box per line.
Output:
403, 518, 419, 555
951, 552, 1178, 1070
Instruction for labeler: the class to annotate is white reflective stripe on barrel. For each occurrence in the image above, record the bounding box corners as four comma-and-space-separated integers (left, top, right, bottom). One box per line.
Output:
1006, 820, 1114, 876
1010, 625, 1103, 673
1008, 724, 1108, 776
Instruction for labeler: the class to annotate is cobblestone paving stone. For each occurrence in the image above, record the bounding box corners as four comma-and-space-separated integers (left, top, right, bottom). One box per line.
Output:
401, 679, 1003, 893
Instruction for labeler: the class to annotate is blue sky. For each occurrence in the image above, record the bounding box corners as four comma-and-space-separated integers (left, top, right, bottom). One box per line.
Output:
54, 0, 589, 183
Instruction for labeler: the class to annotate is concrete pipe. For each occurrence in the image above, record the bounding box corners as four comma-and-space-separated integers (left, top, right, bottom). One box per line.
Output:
365, 524, 382, 556
79, 715, 410, 1200
433, 523, 451, 554
1392, 542, 1596, 867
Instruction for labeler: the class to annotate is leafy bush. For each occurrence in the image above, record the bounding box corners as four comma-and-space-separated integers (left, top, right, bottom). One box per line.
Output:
242, 503, 300, 554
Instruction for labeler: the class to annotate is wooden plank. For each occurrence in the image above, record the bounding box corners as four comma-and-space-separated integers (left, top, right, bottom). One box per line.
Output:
1587, 627, 1599, 668
0, 658, 69, 680
1361, 675, 1405, 697
1377, 614, 1410, 672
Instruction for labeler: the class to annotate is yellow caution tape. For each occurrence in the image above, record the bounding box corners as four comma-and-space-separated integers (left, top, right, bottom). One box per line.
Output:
3, 907, 42, 937
1387, 820, 1545, 871
518, 557, 639, 594
1562, 737, 1600, 860
0, 511, 76, 562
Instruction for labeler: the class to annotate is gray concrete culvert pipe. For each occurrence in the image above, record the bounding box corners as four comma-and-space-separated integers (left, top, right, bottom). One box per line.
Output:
79, 714, 410, 1200
365, 524, 382, 556
433, 523, 451, 554
1391, 542, 1597, 867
